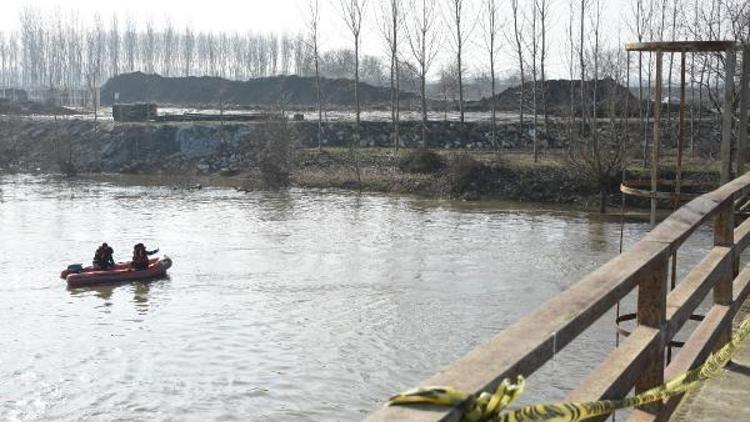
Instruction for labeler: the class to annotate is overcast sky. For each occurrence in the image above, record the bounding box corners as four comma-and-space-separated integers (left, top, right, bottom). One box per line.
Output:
1, 0, 634, 79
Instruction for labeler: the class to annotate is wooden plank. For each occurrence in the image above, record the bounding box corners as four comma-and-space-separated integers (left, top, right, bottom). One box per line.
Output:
707, 172, 750, 200
734, 265, 750, 306
734, 217, 750, 253
625, 41, 737, 53
666, 246, 732, 340
365, 240, 670, 422
567, 326, 660, 402
643, 197, 719, 250
720, 49, 736, 184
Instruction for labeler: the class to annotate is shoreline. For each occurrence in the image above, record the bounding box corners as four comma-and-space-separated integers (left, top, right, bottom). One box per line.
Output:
0, 117, 722, 212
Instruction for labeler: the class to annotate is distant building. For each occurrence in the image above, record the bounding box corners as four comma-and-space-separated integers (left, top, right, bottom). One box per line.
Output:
112, 103, 158, 122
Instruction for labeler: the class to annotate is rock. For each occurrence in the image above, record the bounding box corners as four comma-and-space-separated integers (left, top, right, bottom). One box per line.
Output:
177, 125, 221, 158
220, 168, 240, 177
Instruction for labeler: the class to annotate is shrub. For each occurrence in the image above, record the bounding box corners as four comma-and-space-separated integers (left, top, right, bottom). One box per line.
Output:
398, 149, 446, 174
449, 153, 491, 196
257, 121, 294, 189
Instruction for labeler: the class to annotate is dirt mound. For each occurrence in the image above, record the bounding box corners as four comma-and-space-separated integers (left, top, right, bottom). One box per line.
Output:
101, 72, 417, 108
0, 98, 77, 116
467, 78, 641, 117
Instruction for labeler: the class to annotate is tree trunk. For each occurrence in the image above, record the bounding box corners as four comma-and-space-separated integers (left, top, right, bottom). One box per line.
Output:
455, 1, 464, 127
354, 32, 361, 150
512, 1, 525, 134
421, 59, 427, 148
579, 0, 586, 134
490, 35, 497, 151
532, 1, 538, 162
540, 0, 548, 140
316, 54, 323, 151
390, 0, 400, 152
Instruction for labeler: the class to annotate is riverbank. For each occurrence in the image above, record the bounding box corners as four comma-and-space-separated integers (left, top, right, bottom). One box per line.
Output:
0, 117, 723, 209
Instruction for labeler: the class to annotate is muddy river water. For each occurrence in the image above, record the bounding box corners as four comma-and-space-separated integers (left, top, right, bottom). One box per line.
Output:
0, 175, 714, 421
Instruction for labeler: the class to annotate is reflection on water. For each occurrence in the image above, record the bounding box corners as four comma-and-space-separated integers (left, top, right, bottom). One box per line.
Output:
0, 174, 714, 421
67, 277, 165, 316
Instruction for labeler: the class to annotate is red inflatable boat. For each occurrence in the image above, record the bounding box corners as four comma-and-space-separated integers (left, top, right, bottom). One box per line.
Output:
63, 256, 173, 288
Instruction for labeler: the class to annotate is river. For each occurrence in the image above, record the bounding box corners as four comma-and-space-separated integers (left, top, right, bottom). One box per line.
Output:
0, 174, 714, 421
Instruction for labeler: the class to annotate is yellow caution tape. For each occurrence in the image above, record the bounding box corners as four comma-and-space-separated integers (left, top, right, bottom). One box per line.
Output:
388, 316, 750, 422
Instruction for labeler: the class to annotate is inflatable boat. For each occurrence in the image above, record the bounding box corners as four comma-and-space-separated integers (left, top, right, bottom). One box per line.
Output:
63, 256, 173, 288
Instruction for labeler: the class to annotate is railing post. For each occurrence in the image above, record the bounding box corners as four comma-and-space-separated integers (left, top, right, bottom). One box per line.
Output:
714, 198, 735, 349
651, 51, 663, 226
635, 252, 668, 417
737, 45, 749, 176
720, 48, 736, 184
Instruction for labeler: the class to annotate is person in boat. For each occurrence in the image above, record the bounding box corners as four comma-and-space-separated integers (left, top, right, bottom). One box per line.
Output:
93, 243, 115, 270
132, 243, 159, 271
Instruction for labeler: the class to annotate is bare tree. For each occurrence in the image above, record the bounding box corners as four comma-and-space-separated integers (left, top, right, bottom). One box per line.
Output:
482, 0, 501, 151
19, 6, 40, 87
568, 0, 624, 214
666, 0, 680, 137
109, 14, 120, 78
182, 25, 195, 76
630, 0, 650, 166
280, 33, 292, 75
124, 15, 137, 73
379, 0, 403, 152
85, 19, 105, 119
338, 0, 368, 149
0, 33, 6, 87
143, 20, 156, 74
510, 0, 526, 130
406, 0, 440, 147
446, 0, 473, 126
579, 0, 587, 132
590, 0, 601, 131
438, 63, 459, 120
531, 0, 539, 161
304, 0, 325, 151
162, 19, 175, 76
537, 0, 549, 140
567, 0, 576, 140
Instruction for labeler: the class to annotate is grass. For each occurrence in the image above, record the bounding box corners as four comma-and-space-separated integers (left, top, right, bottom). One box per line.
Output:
296, 147, 723, 173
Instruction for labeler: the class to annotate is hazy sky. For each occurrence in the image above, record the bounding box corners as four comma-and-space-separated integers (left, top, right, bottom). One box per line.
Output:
1, 0, 634, 78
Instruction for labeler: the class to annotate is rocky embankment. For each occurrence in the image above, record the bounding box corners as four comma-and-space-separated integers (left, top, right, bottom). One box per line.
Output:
0, 116, 723, 205
0, 118, 547, 174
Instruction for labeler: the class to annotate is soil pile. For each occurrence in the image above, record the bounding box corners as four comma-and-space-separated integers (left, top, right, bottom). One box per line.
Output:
101, 72, 417, 108
467, 78, 642, 116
